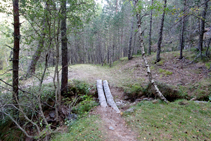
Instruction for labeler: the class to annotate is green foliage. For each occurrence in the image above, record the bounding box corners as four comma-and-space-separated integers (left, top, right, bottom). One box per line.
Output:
124, 100, 211, 140
72, 91, 98, 116
72, 100, 98, 116
68, 80, 91, 96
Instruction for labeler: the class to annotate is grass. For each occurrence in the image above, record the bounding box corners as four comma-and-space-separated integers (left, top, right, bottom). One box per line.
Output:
158, 68, 173, 76
205, 62, 211, 69
52, 115, 104, 141
124, 100, 211, 141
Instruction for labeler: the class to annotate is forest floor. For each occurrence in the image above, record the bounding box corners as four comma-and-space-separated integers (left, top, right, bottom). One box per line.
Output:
20, 51, 211, 140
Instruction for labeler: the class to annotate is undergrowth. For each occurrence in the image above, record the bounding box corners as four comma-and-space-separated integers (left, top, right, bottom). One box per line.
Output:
123, 82, 188, 102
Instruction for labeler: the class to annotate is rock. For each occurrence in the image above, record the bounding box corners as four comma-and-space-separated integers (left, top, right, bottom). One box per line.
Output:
142, 98, 153, 101
109, 126, 114, 130
67, 113, 78, 121
125, 107, 136, 113
152, 100, 158, 104
124, 96, 129, 100
194, 101, 208, 104
49, 111, 55, 118
135, 99, 142, 102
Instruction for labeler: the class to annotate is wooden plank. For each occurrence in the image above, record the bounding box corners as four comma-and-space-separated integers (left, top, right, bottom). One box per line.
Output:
103, 80, 120, 113
97, 80, 107, 107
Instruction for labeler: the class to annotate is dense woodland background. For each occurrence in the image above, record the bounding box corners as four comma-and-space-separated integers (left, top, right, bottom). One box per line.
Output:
0, 0, 210, 71
0, 0, 211, 140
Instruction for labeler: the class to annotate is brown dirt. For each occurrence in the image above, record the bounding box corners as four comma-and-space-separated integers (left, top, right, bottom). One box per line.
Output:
91, 106, 137, 141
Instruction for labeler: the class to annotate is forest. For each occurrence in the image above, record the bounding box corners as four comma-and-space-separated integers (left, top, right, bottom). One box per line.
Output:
0, 0, 211, 140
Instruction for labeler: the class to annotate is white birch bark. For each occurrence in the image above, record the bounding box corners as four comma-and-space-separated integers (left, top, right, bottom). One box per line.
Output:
103, 80, 120, 113
97, 80, 108, 107
135, 0, 169, 103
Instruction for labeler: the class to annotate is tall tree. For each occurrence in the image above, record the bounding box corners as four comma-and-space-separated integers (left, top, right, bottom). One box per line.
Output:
13, 0, 20, 113
61, 0, 68, 96
156, 0, 167, 62
198, 0, 209, 59
128, 16, 135, 60
134, 0, 169, 103
148, 0, 153, 55
179, 0, 187, 59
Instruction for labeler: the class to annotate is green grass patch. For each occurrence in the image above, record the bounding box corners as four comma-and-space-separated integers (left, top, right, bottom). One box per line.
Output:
124, 100, 211, 141
205, 62, 211, 69
150, 65, 155, 70
52, 115, 104, 141
158, 68, 173, 76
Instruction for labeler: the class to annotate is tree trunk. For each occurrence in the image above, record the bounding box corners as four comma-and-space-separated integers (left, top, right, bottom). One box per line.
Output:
206, 38, 211, 57
53, 7, 61, 122
26, 5, 47, 78
103, 80, 120, 113
156, 0, 167, 62
13, 0, 20, 115
148, 0, 153, 55
198, 0, 209, 59
135, 0, 169, 103
61, 0, 68, 96
179, 0, 186, 59
132, 32, 137, 55
96, 80, 107, 107
128, 16, 135, 60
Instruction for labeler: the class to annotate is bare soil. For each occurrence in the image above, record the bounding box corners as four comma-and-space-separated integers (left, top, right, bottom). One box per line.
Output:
91, 106, 137, 141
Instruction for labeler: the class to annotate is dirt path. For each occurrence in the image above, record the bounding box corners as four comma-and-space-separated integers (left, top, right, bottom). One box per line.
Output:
91, 85, 137, 141
92, 106, 137, 141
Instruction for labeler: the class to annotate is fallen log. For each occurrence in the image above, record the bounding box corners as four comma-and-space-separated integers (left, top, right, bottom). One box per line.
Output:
135, 0, 169, 103
103, 80, 121, 113
97, 80, 107, 107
